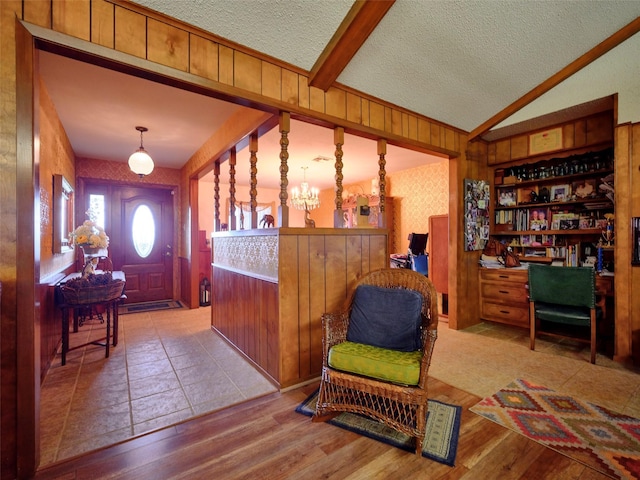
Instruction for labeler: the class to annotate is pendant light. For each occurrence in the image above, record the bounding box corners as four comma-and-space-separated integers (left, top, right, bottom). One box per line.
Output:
128, 126, 154, 177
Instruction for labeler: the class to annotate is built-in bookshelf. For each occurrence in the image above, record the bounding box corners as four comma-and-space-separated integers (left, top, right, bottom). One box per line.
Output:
491, 147, 614, 265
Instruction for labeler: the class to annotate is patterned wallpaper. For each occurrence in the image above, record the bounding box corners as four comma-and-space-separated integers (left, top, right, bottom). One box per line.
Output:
76, 158, 181, 186
292, 160, 449, 254
212, 234, 278, 281
388, 161, 449, 254
39, 80, 76, 280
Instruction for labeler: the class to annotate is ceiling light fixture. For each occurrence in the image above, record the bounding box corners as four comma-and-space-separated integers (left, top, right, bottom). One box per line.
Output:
128, 126, 154, 177
291, 166, 320, 211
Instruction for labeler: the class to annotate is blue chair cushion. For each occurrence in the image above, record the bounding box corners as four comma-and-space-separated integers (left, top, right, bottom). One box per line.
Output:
347, 284, 423, 352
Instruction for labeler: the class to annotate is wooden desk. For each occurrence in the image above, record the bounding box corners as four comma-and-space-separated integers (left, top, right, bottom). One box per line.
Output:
479, 267, 614, 328
57, 271, 126, 365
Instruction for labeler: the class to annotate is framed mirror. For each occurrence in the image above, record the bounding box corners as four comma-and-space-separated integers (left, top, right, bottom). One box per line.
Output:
53, 174, 74, 253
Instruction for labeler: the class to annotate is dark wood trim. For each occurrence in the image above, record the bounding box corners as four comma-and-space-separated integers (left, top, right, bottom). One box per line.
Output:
189, 177, 200, 309
469, 16, 640, 141
309, 0, 395, 91
15, 18, 39, 479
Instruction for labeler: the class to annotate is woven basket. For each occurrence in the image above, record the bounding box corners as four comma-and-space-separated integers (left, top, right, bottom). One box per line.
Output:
61, 279, 125, 305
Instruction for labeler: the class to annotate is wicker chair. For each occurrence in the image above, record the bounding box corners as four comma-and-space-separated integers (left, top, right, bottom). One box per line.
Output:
313, 268, 439, 455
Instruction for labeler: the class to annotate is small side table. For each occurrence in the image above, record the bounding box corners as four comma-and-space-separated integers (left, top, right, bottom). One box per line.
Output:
58, 296, 124, 365
56, 271, 126, 366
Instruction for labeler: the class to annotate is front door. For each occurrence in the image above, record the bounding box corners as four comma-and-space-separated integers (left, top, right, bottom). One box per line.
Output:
119, 186, 174, 303
83, 182, 174, 303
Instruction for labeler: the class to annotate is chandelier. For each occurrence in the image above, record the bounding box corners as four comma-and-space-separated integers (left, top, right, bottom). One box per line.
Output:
291, 166, 320, 210
128, 126, 154, 177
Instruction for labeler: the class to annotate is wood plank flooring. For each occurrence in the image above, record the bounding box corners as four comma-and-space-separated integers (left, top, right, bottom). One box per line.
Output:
35, 377, 610, 480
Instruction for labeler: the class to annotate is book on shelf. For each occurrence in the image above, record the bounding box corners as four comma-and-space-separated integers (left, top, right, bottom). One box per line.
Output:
565, 242, 581, 267
495, 209, 514, 225
545, 246, 566, 258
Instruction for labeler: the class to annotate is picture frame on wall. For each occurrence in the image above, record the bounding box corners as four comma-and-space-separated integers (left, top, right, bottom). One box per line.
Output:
529, 127, 563, 155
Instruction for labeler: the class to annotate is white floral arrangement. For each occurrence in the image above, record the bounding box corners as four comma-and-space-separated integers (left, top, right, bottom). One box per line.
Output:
70, 220, 109, 249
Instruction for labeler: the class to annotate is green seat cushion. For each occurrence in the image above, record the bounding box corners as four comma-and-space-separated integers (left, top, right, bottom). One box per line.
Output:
328, 341, 422, 386
535, 301, 601, 326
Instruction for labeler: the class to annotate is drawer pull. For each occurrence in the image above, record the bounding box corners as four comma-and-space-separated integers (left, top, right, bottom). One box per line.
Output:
500, 310, 510, 314
499, 290, 509, 294
499, 275, 508, 278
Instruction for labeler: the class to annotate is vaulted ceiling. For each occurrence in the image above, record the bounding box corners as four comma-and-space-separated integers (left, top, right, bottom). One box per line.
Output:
39, 1, 640, 189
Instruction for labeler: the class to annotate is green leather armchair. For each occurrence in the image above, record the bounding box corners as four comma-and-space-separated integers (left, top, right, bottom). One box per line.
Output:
528, 264, 604, 364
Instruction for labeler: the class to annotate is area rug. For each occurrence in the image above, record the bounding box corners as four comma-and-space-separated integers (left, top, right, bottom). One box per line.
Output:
119, 300, 184, 315
470, 378, 640, 479
296, 389, 461, 466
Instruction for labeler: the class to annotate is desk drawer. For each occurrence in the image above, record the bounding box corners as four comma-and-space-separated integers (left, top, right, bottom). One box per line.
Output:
480, 269, 527, 284
481, 282, 528, 305
596, 275, 613, 296
481, 300, 529, 327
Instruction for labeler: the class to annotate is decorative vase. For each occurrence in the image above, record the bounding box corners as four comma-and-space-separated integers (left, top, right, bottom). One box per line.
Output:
80, 246, 103, 256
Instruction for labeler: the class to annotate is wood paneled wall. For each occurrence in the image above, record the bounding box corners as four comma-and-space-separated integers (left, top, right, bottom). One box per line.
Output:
278, 228, 389, 387
212, 268, 279, 382
488, 111, 613, 165
613, 122, 640, 363
449, 136, 486, 330
211, 228, 389, 388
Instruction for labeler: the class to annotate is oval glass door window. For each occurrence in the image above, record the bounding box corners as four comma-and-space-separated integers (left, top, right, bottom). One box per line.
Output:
132, 204, 155, 258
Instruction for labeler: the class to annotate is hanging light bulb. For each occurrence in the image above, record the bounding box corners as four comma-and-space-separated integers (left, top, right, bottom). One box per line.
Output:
291, 166, 320, 210
128, 126, 154, 177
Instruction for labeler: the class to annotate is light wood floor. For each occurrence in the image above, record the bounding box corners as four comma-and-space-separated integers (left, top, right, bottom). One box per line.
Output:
35, 377, 612, 480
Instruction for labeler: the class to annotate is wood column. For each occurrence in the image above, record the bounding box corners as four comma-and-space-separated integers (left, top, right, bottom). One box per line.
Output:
377, 139, 387, 227
249, 133, 258, 229
613, 123, 636, 363
214, 161, 220, 231
228, 148, 237, 231
278, 112, 290, 227
333, 127, 345, 227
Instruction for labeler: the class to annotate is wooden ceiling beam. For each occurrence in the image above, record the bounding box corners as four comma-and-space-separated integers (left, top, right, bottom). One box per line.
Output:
469, 16, 640, 142
309, 0, 395, 91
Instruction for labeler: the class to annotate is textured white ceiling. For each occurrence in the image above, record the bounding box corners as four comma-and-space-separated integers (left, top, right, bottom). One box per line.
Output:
135, 0, 640, 131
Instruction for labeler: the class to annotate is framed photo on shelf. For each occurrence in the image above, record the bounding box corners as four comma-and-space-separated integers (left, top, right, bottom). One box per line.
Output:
498, 188, 516, 207
529, 208, 548, 231
550, 184, 570, 202
572, 179, 597, 199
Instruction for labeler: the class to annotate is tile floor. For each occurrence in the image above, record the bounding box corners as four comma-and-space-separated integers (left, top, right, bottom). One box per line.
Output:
40, 307, 640, 468
39, 305, 277, 466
